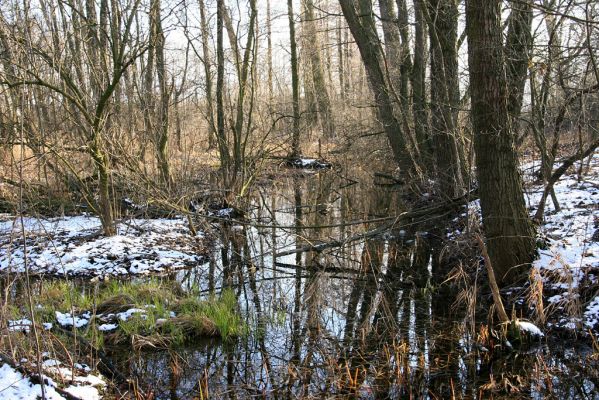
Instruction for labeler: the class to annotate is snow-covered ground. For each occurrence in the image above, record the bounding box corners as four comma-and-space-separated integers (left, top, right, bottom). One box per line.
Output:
0, 359, 105, 400
0, 216, 206, 277
524, 154, 599, 332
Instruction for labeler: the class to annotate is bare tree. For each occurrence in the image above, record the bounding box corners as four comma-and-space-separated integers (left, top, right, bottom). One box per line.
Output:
0, 0, 145, 236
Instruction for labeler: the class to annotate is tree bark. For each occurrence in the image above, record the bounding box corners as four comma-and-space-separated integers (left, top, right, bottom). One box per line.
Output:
151, 0, 171, 187
466, 0, 536, 285
266, 0, 273, 103
505, 0, 533, 120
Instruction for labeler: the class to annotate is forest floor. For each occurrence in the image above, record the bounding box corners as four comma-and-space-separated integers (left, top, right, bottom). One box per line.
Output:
0, 216, 206, 277
523, 154, 599, 334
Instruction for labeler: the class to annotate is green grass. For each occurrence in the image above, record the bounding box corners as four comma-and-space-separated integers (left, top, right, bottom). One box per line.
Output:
27, 279, 246, 349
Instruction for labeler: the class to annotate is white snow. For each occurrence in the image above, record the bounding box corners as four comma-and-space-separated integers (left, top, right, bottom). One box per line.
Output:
8, 319, 32, 333
0, 216, 204, 277
97, 323, 118, 331
216, 208, 234, 217
525, 154, 599, 333
0, 363, 65, 400
515, 320, 545, 337
55, 311, 90, 328
116, 308, 146, 321
584, 297, 599, 329
63, 385, 102, 400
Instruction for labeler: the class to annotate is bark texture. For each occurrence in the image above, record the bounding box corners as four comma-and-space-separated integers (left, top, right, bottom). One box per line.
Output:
466, 0, 536, 285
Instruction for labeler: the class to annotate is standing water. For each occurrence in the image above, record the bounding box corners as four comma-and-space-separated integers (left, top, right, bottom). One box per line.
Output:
107, 167, 598, 399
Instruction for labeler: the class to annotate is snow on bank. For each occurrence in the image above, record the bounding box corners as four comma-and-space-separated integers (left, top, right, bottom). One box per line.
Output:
0, 216, 206, 277
0, 361, 104, 400
525, 154, 599, 332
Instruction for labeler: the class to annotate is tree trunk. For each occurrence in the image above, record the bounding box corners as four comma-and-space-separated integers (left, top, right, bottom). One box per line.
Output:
378, 0, 402, 94
339, 0, 418, 174
232, 0, 257, 174
426, 0, 465, 197
199, 0, 217, 149
216, 0, 230, 170
337, 17, 345, 101
466, 0, 535, 285
266, 0, 273, 103
288, 0, 301, 157
302, 0, 335, 138
411, 0, 430, 159
395, 0, 412, 114
152, 0, 171, 187
505, 0, 533, 120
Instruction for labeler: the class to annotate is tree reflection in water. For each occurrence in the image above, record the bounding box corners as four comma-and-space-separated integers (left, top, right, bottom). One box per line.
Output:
113, 170, 599, 399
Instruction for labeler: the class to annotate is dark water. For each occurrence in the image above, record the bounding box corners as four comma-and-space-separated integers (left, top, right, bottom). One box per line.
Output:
113, 169, 599, 399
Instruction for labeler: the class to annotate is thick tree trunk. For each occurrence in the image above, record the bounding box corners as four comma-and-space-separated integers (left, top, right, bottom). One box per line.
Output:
466, 0, 536, 285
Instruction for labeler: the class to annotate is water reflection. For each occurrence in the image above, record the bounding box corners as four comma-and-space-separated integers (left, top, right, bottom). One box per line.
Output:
113, 169, 598, 399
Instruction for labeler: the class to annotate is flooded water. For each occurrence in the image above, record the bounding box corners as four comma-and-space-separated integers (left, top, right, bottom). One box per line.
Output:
110, 168, 598, 399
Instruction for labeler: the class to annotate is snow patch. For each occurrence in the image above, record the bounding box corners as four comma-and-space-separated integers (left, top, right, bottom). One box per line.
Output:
0, 216, 205, 278
515, 320, 544, 337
